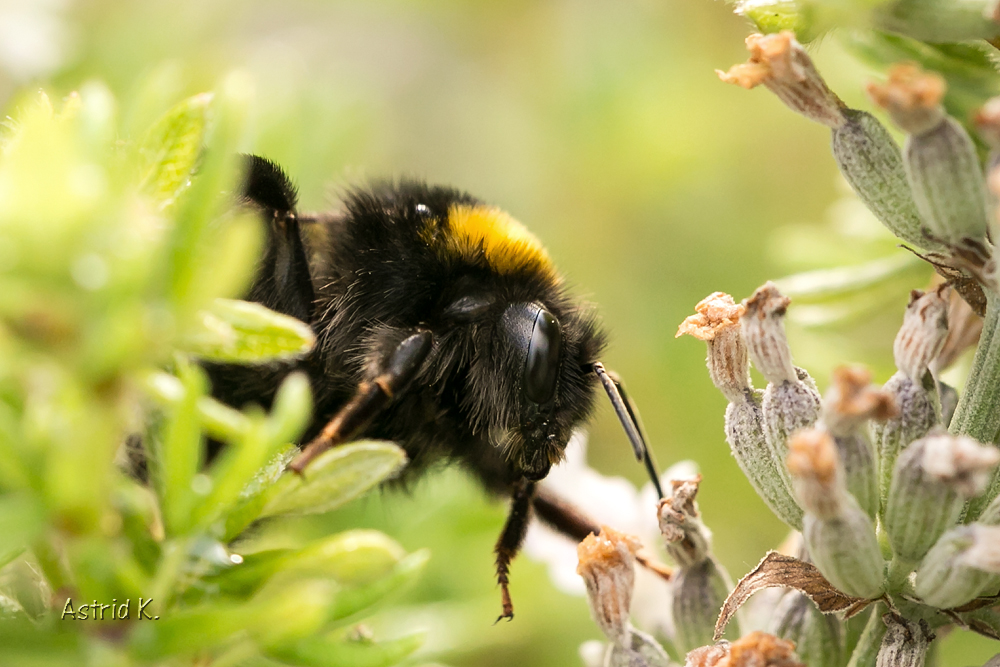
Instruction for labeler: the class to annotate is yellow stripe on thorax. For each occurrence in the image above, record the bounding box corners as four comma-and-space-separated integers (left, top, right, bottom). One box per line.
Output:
443, 203, 556, 277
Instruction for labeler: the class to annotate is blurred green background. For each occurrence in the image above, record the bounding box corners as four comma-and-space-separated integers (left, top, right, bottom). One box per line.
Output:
3, 0, 994, 664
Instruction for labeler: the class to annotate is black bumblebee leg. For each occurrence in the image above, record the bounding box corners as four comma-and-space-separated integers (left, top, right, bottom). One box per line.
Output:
592, 362, 664, 499
289, 330, 433, 473
239, 154, 316, 323
532, 486, 673, 582
494, 479, 536, 623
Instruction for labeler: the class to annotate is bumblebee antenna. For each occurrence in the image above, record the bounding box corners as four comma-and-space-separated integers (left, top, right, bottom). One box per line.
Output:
592, 362, 664, 499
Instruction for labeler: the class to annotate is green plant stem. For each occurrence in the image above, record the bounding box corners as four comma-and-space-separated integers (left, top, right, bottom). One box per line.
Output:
886, 557, 917, 594
952, 291, 1000, 520
846, 601, 887, 667
146, 537, 191, 617
950, 291, 1000, 442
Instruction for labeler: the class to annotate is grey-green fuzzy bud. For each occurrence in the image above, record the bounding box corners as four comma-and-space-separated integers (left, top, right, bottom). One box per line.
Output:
822, 366, 896, 519
884, 433, 1000, 562
905, 116, 991, 246
725, 395, 804, 529
875, 615, 932, 667
915, 524, 1000, 608
832, 109, 940, 250
671, 557, 734, 654
768, 591, 842, 667
802, 505, 885, 599
604, 629, 673, 667
763, 373, 822, 490
787, 429, 885, 598
874, 371, 940, 512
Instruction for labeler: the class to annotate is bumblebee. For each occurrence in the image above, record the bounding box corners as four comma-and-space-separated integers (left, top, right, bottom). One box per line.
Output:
207, 155, 664, 620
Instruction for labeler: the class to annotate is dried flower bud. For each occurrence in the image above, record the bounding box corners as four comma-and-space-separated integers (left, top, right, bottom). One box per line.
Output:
885, 432, 1000, 562
682, 291, 803, 529
673, 558, 735, 654
870, 64, 991, 246
915, 524, 1000, 608
788, 430, 885, 598
832, 109, 941, 251
822, 366, 898, 436
578, 527, 643, 647
716, 32, 846, 129
894, 287, 950, 381
876, 615, 932, 667
677, 293, 750, 403
866, 63, 946, 136
742, 283, 797, 385
684, 631, 804, 667
658, 478, 712, 568
822, 366, 895, 518
743, 284, 821, 500
768, 591, 842, 667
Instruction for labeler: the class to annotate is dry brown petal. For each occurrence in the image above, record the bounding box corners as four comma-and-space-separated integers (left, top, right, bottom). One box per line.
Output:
714, 552, 868, 641
677, 293, 746, 341
867, 63, 946, 135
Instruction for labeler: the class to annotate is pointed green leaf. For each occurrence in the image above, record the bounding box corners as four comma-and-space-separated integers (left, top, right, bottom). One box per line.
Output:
181, 299, 315, 363
260, 442, 406, 518
267, 631, 424, 667
326, 550, 429, 624
138, 92, 212, 206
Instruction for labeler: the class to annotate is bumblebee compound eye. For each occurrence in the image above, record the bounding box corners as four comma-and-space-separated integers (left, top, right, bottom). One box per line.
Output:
502, 302, 562, 404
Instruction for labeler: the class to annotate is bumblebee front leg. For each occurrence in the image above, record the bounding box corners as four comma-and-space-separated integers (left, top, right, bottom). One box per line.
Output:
289, 330, 433, 473
494, 479, 536, 623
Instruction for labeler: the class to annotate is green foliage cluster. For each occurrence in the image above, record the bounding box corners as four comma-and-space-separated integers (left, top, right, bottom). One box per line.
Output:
0, 82, 427, 666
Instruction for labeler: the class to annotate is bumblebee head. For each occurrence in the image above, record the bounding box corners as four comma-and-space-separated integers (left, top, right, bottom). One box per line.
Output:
452, 289, 604, 483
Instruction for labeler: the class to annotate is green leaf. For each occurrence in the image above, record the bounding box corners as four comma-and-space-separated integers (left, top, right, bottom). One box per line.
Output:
326, 550, 429, 624
268, 631, 425, 667
0, 494, 45, 559
774, 253, 929, 305
206, 530, 406, 598
138, 92, 212, 207
260, 442, 407, 518
153, 360, 206, 535
141, 369, 251, 442
129, 579, 333, 660
181, 299, 316, 363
